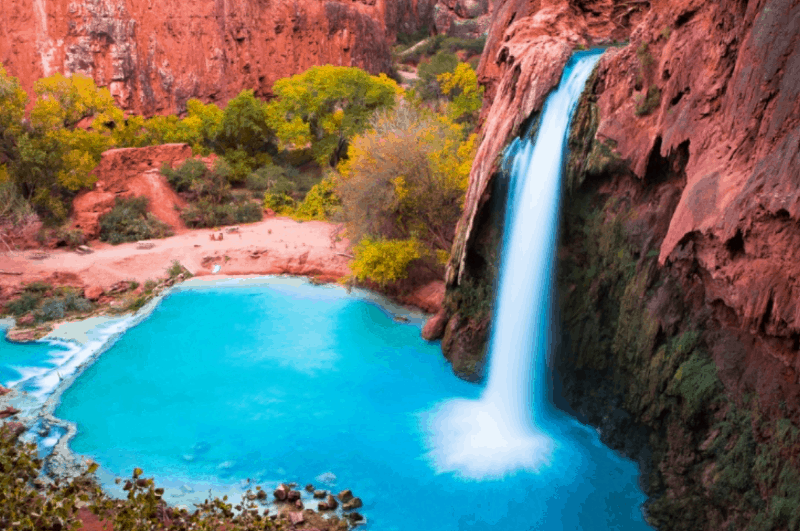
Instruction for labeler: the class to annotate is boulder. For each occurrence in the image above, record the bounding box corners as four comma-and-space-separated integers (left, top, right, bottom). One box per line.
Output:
325, 494, 338, 510
305, 483, 315, 492
287, 489, 301, 502
342, 497, 363, 511
313, 489, 327, 499
84, 286, 104, 301
17, 314, 35, 327
337, 489, 353, 503
273, 484, 289, 501
422, 309, 448, 340
0, 406, 21, 419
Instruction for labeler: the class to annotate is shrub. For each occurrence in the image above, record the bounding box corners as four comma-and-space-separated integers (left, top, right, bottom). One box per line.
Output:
181, 199, 262, 228
246, 164, 299, 195
350, 238, 421, 286
167, 260, 191, 279
293, 177, 340, 221
37, 298, 66, 321
22, 281, 52, 294
5, 293, 41, 316
635, 86, 661, 116
415, 51, 459, 101
263, 192, 296, 214
161, 158, 207, 193
55, 226, 86, 248
99, 196, 173, 244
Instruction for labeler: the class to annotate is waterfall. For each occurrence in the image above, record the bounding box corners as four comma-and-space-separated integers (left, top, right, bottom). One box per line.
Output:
425, 51, 603, 479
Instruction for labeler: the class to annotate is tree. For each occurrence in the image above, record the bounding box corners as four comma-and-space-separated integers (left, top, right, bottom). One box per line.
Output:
268, 65, 401, 167
337, 102, 475, 254
0, 64, 27, 156
414, 51, 459, 101
350, 238, 421, 286
12, 73, 125, 218
217, 89, 272, 156
438, 62, 484, 124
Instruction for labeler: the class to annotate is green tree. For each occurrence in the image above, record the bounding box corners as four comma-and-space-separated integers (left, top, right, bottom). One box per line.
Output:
0, 64, 27, 161
438, 62, 484, 124
268, 65, 401, 167
9, 73, 125, 218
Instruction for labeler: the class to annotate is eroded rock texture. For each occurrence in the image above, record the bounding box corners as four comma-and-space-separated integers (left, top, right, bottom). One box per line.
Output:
0, 0, 436, 114
444, 0, 800, 528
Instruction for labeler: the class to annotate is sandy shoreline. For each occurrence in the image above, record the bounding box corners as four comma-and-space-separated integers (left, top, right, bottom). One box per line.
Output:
0, 216, 445, 317
1, 216, 351, 289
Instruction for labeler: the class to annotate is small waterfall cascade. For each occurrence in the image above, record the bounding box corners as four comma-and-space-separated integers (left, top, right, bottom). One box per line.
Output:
425, 51, 603, 479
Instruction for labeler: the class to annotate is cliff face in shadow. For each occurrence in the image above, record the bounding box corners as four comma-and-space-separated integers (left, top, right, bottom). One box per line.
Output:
440, 0, 800, 528
0, 0, 438, 114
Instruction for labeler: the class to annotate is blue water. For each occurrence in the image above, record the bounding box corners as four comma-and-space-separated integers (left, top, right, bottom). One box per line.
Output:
47, 279, 651, 530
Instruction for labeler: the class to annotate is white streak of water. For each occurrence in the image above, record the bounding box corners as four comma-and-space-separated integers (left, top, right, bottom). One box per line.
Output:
425, 52, 603, 479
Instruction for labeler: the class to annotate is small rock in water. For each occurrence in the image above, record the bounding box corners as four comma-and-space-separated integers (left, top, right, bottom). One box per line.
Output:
313, 489, 327, 499
337, 489, 353, 503
318, 502, 329, 511
325, 494, 338, 510
273, 484, 289, 501
305, 483, 315, 492
256, 489, 267, 500
287, 489, 301, 502
348, 512, 364, 522
342, 497, 363, 511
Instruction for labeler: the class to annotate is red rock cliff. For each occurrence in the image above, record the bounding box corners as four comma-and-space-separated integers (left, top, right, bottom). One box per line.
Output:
0, 0, 435, 114
443, 0, 800, 527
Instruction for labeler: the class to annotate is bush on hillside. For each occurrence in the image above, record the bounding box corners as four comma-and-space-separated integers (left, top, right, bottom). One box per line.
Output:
350, 238, 421, 286
180, 198, 262, 229
99, 196, 173, 245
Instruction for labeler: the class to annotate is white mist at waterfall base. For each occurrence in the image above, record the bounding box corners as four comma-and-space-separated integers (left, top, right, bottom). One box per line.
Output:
423, 52, 603, 480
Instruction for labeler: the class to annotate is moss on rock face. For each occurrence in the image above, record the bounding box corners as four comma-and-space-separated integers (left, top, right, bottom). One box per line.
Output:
557, 79, 800, 531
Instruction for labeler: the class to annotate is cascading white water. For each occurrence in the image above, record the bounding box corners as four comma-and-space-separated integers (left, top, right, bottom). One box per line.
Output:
425, 51, 603, 479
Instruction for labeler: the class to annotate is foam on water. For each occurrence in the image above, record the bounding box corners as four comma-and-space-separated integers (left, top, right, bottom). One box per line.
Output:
424, 52, 603, 478
2, 318, 134, 401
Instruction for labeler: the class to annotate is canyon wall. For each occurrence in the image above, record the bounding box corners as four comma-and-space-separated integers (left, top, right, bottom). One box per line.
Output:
0, 0, 439, 115
441, 0, 800, 529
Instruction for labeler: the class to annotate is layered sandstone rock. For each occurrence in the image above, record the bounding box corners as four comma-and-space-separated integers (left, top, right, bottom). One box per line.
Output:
0, 0, 435, 115
71, 143, 192, 238
433, 0, 492, 38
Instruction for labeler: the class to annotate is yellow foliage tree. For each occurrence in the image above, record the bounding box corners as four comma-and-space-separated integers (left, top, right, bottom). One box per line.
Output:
337, 101, 476, 254
438, 62, 484, 124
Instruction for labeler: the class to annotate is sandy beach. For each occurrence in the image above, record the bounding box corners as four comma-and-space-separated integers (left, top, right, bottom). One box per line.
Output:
0, 216, 445, 318
0, 217, 351, 291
